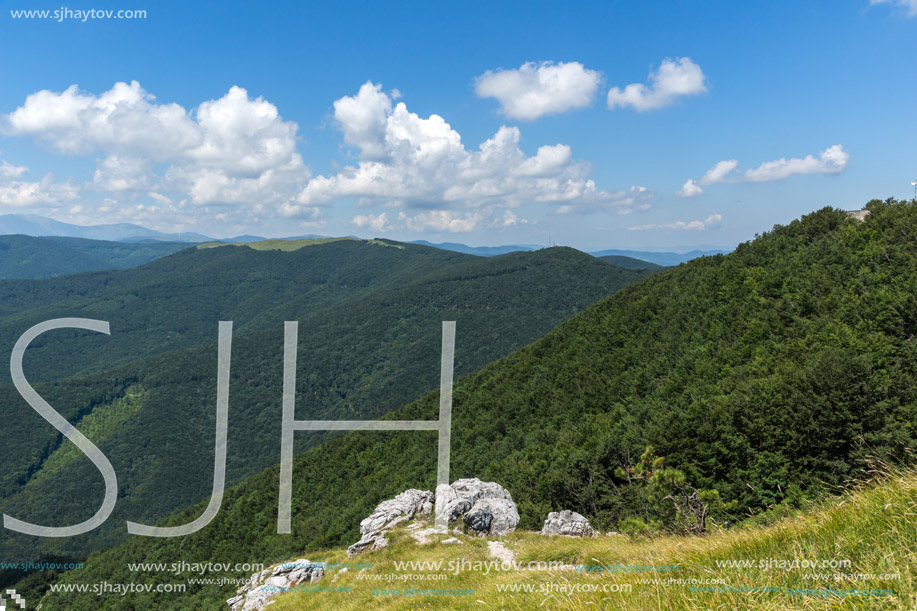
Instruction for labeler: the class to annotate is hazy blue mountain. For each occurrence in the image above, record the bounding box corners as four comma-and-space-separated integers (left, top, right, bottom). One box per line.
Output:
0, 214, 210, 242
590, 248, 729, 266
408, 240, 541, 256
408, 239, 729, 264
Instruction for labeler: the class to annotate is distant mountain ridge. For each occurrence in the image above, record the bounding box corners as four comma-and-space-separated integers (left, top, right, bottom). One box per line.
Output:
0, 214, 210, 243
407, 240, 542, 256
590, 248, 729, 266
0, 214, 730, 265
410, 240, 729, 265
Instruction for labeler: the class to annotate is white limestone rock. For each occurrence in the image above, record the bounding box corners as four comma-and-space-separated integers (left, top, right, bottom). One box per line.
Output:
540, 510, 594, 537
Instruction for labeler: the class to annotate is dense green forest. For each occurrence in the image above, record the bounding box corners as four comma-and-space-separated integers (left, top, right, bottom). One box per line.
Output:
597, 254, 662, 270
0, 242, 649, 562
29, 200, 917, 610
0, 239, 473, 383
0, 235, 189, 279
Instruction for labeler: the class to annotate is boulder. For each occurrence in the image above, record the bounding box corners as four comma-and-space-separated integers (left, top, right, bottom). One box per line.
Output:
227, 559, 323, 611
348, 480, 519, 556
540, 510, 594, 537
347, 488, 434, 556
436, 478, 520, 536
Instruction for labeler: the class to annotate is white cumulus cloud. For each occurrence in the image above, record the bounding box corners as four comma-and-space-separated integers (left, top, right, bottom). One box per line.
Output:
3, 81, 312, 225
0, 153, 78, 210
300, 81, 644, 216
474, 61, 602, 120
629, 213, 722, 231
0, 158, 28, 179
607, 57, 707, 112
399, 210, 484, 233
675, 179, 703, 198
352, 212, 392, 233
682, 145, 849, 193
700, 159, 740, 185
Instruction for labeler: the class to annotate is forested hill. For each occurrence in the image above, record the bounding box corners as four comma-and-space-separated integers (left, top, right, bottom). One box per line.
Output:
0, 238, 473, 384
35, 200, 917, 610
0, 235, 190, 279
0, 241, 651, 561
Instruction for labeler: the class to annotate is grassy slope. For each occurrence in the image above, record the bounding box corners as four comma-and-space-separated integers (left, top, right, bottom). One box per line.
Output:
35, 468, 916, 609
267, 468, 916, 611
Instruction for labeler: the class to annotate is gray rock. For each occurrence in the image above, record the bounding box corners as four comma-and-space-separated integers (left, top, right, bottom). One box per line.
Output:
228, 559, 323, 611
348, 488, 434, 556
541, 510, 594, 537
348, 479, 519, 558
436, 478, 520, 536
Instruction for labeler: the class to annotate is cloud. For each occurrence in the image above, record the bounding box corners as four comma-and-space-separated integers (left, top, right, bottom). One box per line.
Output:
0, 174, 79, 209
0, 159, 28, 179
399, 210, 483, 232
3, 81, 310, 223
675, 179, 703, 198
352, 208, 531, 234
740, 145, 849, 182
629, 213, 722, 231
0, 153, 78, 209
352, 212, 392, 233
148, 191, 172, 205
300, 81, 644, 216
555, 185, 653, 215
607, 57, 707, 112
92, 155, 153, 191
870, 0, 917, 16
700, 159, 740, 185
474, 61, 602, 120
496, 209, 528, 227
684, 145, 849, 192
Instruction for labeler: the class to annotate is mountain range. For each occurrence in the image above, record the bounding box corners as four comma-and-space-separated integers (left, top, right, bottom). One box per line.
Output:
2, 201, 914, 610
16, 200, 915, 610
0, 239, 653, 562
0, 215, 730, 280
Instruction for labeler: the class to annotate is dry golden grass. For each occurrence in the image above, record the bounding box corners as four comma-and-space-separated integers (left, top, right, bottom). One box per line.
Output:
262, 468, 916, 610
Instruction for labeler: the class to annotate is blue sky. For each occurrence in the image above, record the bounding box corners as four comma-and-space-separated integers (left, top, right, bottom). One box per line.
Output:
0, 0, 915, 250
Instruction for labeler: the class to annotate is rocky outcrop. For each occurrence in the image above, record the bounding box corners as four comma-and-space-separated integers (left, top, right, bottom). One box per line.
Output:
541, 510, 594, 537
347, 479, 519, 556
347, 489, 434, 557
227, 559, 324, 611
436, 478, 520, 536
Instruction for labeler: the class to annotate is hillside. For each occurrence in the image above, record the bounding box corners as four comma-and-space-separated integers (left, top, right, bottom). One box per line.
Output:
27, 200, 917, 609
0, 239, 474, 383
0, 244, 650, 560
597, 254, 661, 270
0, 235, 190, 279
